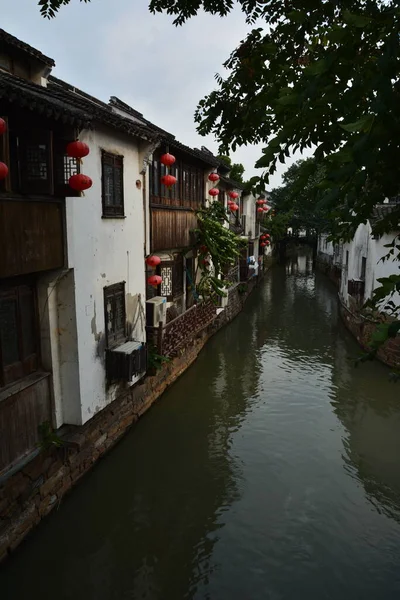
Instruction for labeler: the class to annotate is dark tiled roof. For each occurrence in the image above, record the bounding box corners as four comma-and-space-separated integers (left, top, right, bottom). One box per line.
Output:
0, 71, 91, 128
109, 96, 220, 166
371, 203, 400, 227
0, 28, 55, 67
220, 174, 246, 190
47, 77, 160, 142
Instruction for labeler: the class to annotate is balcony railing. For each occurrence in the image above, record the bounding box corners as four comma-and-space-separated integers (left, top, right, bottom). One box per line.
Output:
148, 300, 217, 358
224, 264, 240, 287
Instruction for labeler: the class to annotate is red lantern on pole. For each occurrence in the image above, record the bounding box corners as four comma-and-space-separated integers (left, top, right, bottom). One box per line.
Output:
161, 174, 177, 188
69, 174, 93, 191
228, 191, 239, 199
257, 207, 264, 213
209, 188, 219, 197
66, 141, 90, 159
148, 275, 162, 288
208, 172, 220, 182
146, 255, 161, 268
0, 162, 8, 180
0, 119, 7, 135
160, 153, 176, 167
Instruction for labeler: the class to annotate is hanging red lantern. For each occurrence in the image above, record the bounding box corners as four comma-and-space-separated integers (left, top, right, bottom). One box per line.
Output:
199, 245, 208, 254
146, 255, 161, 268
261, 242, 267, 247
161, 174, 177, 188
263, 206, 270, 212
228, 191, 239, 199
160, 153, 176, 167
265, 241, 270, 246
66, 140, 90, 159
69, 173, 93, 191
0, 162, 8, 180
208, 188, 219, 197
257, 207, 264, 213
265, 233, 270, 238
208, 172, 220, 182
256, 199, 264, 206
230, 203, 239, 211
0, 119, 7, 135
148, 274, 162, 288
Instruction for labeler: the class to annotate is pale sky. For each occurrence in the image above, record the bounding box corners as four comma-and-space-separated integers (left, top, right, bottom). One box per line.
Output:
2, 0, 308, 187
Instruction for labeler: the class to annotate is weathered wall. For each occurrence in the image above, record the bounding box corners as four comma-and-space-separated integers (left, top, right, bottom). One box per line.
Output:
0, 265, 273, 564
59, 125, 148, 426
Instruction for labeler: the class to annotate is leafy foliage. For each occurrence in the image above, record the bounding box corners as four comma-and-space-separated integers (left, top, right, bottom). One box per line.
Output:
194, 202, 242, 299
147, 344, 170, 371
38, 421, 63, 451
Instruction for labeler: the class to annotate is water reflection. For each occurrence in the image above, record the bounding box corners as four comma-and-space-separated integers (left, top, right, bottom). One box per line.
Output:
2, 250, 400, 599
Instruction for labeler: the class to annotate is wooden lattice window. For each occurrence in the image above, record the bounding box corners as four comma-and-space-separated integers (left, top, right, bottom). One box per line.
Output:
19, 130, 53, 194
0, 282, 38, 387
104, 282, 126, 348
160, 256, 184, 301
102, 151, 124, 217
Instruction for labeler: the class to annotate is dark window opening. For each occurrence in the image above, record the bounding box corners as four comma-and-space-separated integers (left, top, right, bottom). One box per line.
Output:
0, 282, 38, 387
104, 282, 126, 348
102, 151, 124, 217
159, 255, 184, 301
361, 257, 367, 281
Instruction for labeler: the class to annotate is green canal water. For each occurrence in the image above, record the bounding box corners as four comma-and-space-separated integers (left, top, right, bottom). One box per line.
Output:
2, 254, 400, 599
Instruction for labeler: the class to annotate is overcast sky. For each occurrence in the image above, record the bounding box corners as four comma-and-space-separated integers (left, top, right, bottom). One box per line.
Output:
3, 0, 307, 187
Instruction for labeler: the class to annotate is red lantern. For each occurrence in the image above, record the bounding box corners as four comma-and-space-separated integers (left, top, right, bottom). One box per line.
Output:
208, 172, 220, 182
148, 275, 162, 288
0, 118, 7, 135
200, 245, 208, 254
0, 162, 8, 180
160, 153, 176, 167
69, 174, 93, 191
209, 188, 219, 197
257, 207, 264, 213
161, 174, 177, 188
263, 206, 270, 212
228, 191, 239, 199
256, 199, 264, 206
146, 255, 161, 268
261, 242, 267, 247
265, 233, 270, 238
230, 203, 239, 211
265, 241, 270, 246
66, 141, 90, 159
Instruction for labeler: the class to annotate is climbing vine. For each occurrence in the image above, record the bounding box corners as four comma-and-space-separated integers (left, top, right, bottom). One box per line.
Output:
194, 202, 243, 299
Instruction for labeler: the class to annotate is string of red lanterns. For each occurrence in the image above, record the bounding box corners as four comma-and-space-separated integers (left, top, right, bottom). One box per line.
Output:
67, 140, 92, 192
0, 119, 8, 181
160, 152, 177, 190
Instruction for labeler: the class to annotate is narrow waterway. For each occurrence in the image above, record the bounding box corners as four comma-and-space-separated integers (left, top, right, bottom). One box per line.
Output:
2, 253, 400, 599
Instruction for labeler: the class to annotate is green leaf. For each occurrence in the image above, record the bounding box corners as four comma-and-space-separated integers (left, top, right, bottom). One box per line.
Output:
343, 10, 372, 28
339, 115, 374, 133
287, 10, 306, 24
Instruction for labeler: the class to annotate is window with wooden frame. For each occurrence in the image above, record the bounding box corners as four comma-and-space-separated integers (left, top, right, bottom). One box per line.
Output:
0, 281, 39, 387
0, 115, 78, 197
102, 151, 124, 217
104, 283, 126, 348
159, 255, 184, 301
150, 152, 204, 207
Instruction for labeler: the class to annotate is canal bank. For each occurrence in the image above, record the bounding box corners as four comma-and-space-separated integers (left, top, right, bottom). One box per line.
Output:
1, 252, 400, 599
0, 261, 274, 563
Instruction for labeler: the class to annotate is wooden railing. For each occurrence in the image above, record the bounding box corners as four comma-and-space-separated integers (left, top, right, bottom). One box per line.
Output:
148, 300, 217, 358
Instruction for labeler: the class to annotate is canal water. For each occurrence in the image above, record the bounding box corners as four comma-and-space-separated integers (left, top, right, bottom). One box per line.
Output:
2, 253, 400, 599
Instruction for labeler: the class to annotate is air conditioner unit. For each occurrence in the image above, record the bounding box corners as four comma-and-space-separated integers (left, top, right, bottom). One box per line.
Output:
146, 296, 167, 327
106, 341, 147, 383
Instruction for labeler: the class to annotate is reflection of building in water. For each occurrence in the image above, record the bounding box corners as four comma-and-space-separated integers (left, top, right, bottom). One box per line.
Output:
330, 334, 400, 521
